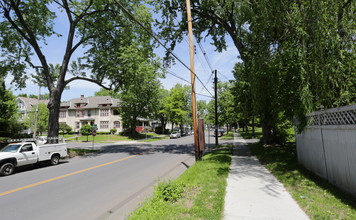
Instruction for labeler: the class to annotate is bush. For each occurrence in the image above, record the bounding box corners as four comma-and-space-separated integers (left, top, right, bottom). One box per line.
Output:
80, 124, 92, 141
97, 131, 110, 135
110, 129, 117, 134
154, 180, 185, 203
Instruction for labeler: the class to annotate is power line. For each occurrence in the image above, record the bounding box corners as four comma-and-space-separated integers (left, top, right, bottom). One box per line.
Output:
196, 92, 214, 99
197, 42, 213, 72
218, 71, 231, 81
166, 70, 190, 84
113, 0, 215, 98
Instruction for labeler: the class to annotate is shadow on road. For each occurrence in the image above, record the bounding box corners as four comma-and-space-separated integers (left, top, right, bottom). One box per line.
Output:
100, 143, 195, 156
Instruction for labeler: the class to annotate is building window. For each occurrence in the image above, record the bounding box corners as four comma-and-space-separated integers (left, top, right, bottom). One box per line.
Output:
113, 109, 119, 115
114, 121, 120, 128
76, 122, 80, 129
76, 110, 85, 117
87, 110, 91, 117
100, 121, 109, 129
100, 109, 109, 117
59, 111, 66, 118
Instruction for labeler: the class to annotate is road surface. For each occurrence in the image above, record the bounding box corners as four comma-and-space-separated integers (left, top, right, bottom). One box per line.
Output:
0, 133, 233, 219
0, 135, 200, 219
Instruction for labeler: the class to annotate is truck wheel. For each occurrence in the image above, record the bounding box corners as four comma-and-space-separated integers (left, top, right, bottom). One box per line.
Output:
50, 155, 60, 165
0, 163, 15, 176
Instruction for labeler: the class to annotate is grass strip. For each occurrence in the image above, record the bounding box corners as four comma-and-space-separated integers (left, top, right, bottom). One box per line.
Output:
220, 132, 234, 140
64, 132, 165, 143
251, 142, 356, 219
128, 146, 233, 220
239, 127, 263, 139
67, 148, 99, 157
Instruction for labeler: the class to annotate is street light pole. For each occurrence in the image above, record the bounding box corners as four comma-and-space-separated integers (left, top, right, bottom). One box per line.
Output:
33, 86, 41, 139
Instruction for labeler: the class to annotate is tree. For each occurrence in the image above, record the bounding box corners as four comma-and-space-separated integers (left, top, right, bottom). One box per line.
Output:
197, 100, 208, 123
0, 79, 22, 137
217, 82, 235, 134
59, 123, 72, 137
155, 88, 169, 134
23, 102, 49, 135
117, 43, 163, 136
0, 1, 156, 139
80, 124, 92, 142
154, 0, 356, 144
164, 84, 191, 130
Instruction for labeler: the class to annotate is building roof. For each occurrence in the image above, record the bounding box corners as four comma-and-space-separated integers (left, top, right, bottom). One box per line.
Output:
17, 97, 49, 111
61, 95, 120, 110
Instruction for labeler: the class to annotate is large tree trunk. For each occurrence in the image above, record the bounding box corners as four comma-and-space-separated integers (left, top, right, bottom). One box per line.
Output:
261, 120, 275, 145
47, 89, 62, 143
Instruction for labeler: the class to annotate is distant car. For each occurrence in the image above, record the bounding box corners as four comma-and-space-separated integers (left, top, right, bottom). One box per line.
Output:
170, 131, 181, 139
213, 129, 223, 137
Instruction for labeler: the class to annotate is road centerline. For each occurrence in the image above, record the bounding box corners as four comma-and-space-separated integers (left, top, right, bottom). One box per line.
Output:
0, 154, 138, 197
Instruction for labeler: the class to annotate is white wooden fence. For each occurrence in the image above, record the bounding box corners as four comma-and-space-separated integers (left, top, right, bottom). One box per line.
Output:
295, 104, 356, 197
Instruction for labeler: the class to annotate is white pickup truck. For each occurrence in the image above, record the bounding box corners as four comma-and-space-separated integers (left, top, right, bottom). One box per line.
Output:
0, 140, 67, 176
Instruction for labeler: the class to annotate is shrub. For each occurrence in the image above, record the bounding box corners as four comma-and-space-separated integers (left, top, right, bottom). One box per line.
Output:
110, 128, 117, 134
154, 180, 185, 203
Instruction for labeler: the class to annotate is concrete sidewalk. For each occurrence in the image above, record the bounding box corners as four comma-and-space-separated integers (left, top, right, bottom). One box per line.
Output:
223, 132, 309, 220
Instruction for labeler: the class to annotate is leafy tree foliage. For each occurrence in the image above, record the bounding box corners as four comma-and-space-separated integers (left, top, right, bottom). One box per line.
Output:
117, 43, 163, 136
80, 124, 92, 142
0, 0, 156, 138
217, 82, 235, 134
197, 100, 208, 123
155, 88, 169, 134
23, 102, 49, 135
163, 84, 191, 130
59, 123, 72, 137
154, 0, 356, 144
0, 79, 22, 137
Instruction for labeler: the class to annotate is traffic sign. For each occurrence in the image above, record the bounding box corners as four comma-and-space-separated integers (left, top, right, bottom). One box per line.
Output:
93, 124, 98, 131
92, 130, 96, 136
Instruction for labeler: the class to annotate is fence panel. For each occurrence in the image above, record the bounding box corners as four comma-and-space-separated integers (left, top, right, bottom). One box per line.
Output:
295, 104, 356, 197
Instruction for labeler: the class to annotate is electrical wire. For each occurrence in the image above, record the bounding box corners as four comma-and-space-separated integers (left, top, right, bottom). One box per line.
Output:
114, 0, 215, 98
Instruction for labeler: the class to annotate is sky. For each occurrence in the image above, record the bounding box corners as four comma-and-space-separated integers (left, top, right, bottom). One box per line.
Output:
4, 4, 240, 103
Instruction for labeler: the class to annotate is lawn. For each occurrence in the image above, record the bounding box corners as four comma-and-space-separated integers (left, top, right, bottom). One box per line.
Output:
220, 132, 234, 140
62, 132, 166, 143
239, 127, 263, 139
251, 142, 356, 219
128, 147, 233, 219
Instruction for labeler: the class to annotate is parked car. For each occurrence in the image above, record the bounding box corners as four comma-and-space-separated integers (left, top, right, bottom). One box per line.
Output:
213, 129, 224, 137
0, 140, 67, 176
170, 131, 181, 139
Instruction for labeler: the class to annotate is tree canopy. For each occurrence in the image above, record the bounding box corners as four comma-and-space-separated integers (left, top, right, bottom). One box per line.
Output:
154, 0, 356, 144
0, 0, 158, 138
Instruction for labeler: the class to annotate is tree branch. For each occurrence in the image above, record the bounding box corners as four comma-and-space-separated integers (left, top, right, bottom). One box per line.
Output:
64, 76, 112, 90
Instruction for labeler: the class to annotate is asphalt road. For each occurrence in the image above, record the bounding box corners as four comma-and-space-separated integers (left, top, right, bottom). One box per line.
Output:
0, 135, 203, 220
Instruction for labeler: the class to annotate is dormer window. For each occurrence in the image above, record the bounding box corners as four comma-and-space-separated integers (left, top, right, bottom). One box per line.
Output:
76, 103, 81, 108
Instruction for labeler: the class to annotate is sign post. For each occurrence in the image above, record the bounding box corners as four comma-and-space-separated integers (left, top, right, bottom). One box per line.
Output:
92, 129, 96, 150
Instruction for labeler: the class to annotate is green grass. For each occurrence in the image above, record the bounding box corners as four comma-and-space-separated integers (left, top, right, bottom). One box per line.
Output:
220, 132, 234, 140
64, 132, 165, 143
239, 127, 263, 139
128, 147, 233, 220
251, 142, 356, 219
67, 148, 99, 157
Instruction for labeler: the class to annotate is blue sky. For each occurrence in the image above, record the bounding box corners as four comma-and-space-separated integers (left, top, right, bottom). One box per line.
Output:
5, 4, 240, 103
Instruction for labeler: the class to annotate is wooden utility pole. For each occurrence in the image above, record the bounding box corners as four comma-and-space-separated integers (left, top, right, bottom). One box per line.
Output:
186, 0, 199, 160
214, 70, 218, 146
